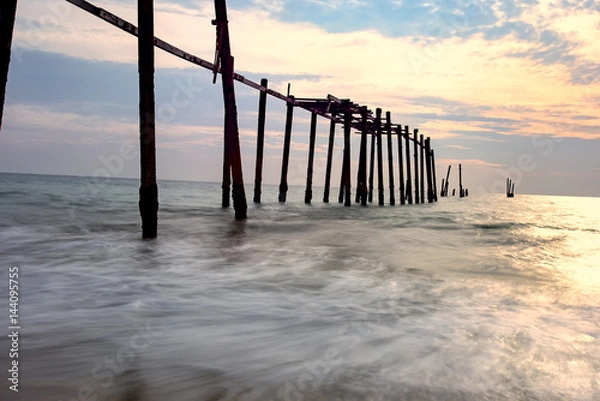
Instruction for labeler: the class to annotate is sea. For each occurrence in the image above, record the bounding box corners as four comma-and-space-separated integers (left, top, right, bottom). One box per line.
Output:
0, 172, 598, 401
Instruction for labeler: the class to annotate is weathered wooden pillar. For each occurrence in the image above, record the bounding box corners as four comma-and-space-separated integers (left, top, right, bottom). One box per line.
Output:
385, 112, 395, 206
431, 148, 438, 202
425, 138, 433, 203
459, 163, 463, 198
138, 0, 159, 238
443, 165, 451, 197
356, 107, 369, 205
214, 0, 247, 219
0, 0, 17, 131
253, 78, 268, 203
323, 115, 336, 203
419, 134, 425, 204
278, 97, 294, 202
413, 128, 420, 204
342, 105, 352, 206
375, 109, 384, 205
305, 112, 317, 204
395, 125, 405, 205
338, 155, 345, 203
368, 131, 375, 203
404, 126, 412, 204
441, 179, 445, 197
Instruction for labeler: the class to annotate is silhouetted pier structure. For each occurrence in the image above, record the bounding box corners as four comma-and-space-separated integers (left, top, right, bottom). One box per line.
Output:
506, 178, 515, 197
0, 0, 475, 238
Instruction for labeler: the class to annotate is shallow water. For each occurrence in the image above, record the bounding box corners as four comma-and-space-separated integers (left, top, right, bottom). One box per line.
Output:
0, 173, 598, 400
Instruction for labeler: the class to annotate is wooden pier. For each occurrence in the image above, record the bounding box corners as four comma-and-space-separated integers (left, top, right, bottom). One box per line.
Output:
0, 0, 479, 238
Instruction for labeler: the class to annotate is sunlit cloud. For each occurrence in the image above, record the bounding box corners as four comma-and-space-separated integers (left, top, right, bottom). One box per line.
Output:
3, 0, 599, 194
438, 158, 505, 168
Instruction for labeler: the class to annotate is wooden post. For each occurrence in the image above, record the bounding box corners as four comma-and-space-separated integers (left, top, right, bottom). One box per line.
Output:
323, 115, 336, 203
305, 112, 317, 204
253, 78, 268, 203
342, 104, 352, 206
459, 163, 463, 198
443, 165, 451, 197
356, 107, 369, 205
0, 0, 17, 131
214, 0, 247, 220
368, 131, 375, 203
404, 126, 412, 204
386, 112, 395, 206
413, 128, 419, 204
138, 0, 158, 238
376, 108, 384, 206
441, 179, 445, 197
419, 134, 425, 204
425, 138, 433, 203
278, 98, 294, 203
431, 148, 438, 202
396, 125, 405, 205
338, 155, 345, 203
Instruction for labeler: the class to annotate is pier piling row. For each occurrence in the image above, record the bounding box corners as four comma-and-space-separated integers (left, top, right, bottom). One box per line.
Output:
2, 0, 451, 238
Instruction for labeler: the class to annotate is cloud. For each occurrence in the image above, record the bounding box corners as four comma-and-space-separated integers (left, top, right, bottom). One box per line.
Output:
4, 0, 600, 194
438, 158, 505, 168
445, 144, 471, 150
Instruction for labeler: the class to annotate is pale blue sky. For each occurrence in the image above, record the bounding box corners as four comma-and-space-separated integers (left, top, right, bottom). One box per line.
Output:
1, 0, 599, 196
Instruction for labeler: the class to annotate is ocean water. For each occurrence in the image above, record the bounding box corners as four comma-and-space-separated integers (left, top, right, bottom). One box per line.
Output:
0, 172, 598, 401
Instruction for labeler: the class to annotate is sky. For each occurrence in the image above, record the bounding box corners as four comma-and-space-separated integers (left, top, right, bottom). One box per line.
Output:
1, 0, 599, 197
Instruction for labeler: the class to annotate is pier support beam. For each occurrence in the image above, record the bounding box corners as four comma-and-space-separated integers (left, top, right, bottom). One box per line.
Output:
215, 0, 247, 220
356, 107, 369, 205
459, 163, 463, 198
304, 112, 317, 204
413, 128, 419, 204
405, 126, 412, 204
342, 105, 352, 206
138, 0, 158, 238
323, 115, 336, 203
425, 137, 433, 203
368, 131, 375, 203
396, 125, 405, 205
386, 112, 395, 206
443, 165, 451, 197
431, 148, 438, 202
0, 0, 17, 131
253, 78, 268, 203
278, 98, 294, 203
376, 109, 384, 205
419, 134, 425, 204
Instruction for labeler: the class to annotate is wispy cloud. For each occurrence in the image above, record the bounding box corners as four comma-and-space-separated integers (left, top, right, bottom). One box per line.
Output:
438, 159, 505, 168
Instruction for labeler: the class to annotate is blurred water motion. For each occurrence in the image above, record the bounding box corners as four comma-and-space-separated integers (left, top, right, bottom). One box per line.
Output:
0, 173, 598, 400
